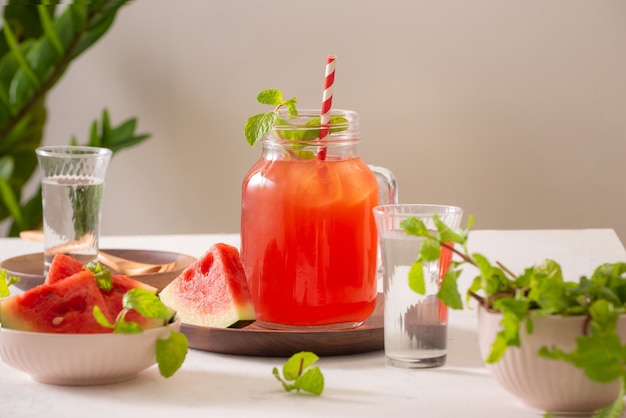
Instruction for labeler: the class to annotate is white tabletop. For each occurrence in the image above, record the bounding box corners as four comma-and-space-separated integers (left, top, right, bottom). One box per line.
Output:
2, 229, 625, 418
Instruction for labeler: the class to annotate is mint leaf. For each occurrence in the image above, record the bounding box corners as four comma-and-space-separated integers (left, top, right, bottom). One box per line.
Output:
245, 89, 350, 149
93, 305, 142, 333
92, 305, 114, 329
400, 217, 429, 237
245, 89, 297, 146
419, 238, 441, 262
285, 98, 298, 115
526, 260, 570, 315
123, 288, 170, 321
85, 261, 112, 292
438, 269, 463, 309
486, 298, 529, 363
114, 318, 143, 334
257, 89, 283, 105
244, 112, 278, 146
156, 329, 188, 378
433, 216, 465, 244
273, 351, 324, 395
294, 366, 324, 396
472, 253, 511, 296
283, 351, 319, 380
0, 269, 19, 298
408, 261, 426, 295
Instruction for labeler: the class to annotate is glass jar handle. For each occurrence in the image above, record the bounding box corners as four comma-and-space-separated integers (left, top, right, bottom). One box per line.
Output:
368, 164, 398, 206
369, 164, 398, 284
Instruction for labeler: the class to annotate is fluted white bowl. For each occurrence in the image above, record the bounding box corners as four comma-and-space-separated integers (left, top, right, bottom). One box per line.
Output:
477, 307, 625, 412
0, 319, 180, 385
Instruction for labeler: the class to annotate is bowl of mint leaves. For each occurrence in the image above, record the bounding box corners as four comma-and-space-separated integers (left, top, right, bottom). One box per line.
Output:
402, 215, 626, 417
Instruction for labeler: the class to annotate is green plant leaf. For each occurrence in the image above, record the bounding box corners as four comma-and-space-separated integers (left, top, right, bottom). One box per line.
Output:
3, 20, 40, 88
408, 261, 425, 295
122, 288, 170, 321
2, 1, 53, 45
244, 112, 277, 146
71, 1, 130, 59
79, 110, 150, 153
0, 178, 23, 228
439, 269, 463, 309
113, 317, 142, 334
434, 215, 465, 244
8, 184, 42, 236
273, 351, 325, 395
400, 217, 429, 237
85, 261, 113, 292
294, 367, 324, 396
0, 269, 20, 298
37, 5, 64, 56
92, 305, 114, 329
257, 89, 283, 105
156, 330, 188, 378
282, 351, 319, 380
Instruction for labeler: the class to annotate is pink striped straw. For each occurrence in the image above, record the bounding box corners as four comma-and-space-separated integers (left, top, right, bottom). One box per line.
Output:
317, 54, 336, 160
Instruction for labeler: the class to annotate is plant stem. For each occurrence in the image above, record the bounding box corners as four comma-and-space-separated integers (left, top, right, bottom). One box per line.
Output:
441, 242, 475, 266
0, 2, 111, 142
497, 261, 517, 279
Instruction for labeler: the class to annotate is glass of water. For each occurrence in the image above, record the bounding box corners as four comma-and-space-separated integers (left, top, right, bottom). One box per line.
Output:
373, 204, 463, 368
36, 146, 112, 274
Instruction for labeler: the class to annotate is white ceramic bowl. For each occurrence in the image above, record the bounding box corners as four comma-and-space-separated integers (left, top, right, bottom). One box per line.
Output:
477, 307, 625, 413
0, 319, 180, 385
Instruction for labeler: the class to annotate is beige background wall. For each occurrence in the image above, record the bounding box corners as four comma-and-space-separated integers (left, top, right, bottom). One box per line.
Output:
42, 1, 626, 243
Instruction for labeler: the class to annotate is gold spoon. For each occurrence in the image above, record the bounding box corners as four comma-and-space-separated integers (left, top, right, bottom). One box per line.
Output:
19, 230, 176, 275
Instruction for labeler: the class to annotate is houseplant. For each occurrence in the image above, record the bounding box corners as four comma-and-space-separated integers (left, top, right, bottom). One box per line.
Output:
402, 215, 626, 417
0, 0, 149, 237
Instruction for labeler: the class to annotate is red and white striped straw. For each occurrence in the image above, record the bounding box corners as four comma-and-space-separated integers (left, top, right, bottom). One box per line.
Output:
317, 54, 336, 160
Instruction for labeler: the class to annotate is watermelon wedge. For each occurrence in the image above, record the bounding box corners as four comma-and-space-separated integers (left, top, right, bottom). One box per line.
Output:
45, 253, 84, 285
0, 270, 117, 333
45, 253, 163, 329
158, 243, 255, 328
1, 254, 171, 333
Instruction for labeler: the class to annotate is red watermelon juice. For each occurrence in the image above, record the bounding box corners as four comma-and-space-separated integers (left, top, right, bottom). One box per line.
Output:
241, 156, 379, 328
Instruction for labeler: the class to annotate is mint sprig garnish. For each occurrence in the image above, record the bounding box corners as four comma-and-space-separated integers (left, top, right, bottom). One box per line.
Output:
244, 88, 350, 153
273, 351, 324, 396
93, 287, 188, 378
401, 215, 626, 416
85, 261, 113, 292
244, 89, 297, 146
0, 269, 19, 298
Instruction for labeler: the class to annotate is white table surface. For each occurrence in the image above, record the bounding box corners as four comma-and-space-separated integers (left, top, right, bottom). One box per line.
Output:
1, 229, 625, 418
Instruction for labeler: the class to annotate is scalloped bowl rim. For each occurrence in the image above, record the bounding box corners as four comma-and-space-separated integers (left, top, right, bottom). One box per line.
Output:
0, 318, 180, 385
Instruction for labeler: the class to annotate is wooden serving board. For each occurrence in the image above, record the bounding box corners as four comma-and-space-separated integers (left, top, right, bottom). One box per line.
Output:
181, 294, 384, 357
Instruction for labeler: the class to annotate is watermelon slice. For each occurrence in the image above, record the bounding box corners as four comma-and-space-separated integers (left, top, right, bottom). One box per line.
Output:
158, 243, 255, 328
1, 255, 171, 333
44, 253, 163, 329
0, 270, 117, 333
45, 253, 84, 285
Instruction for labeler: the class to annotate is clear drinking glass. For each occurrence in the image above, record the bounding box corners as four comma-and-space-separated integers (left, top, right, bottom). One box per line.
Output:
241, 109, 397, 329
373, 204, 463, 368
36, 146, 112, 274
